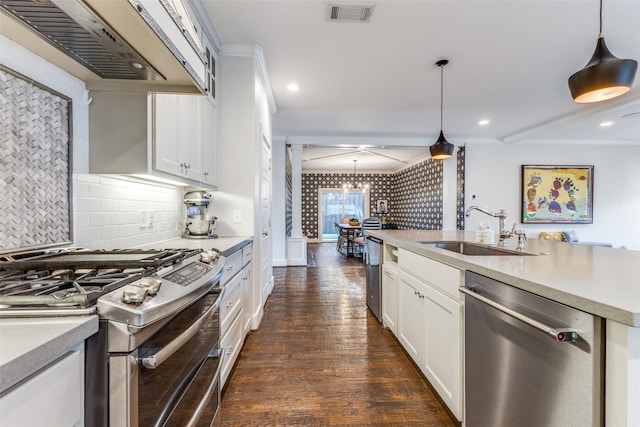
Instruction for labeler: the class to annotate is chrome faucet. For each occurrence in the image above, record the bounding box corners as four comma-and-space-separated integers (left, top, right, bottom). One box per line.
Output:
465, 206, 513, 247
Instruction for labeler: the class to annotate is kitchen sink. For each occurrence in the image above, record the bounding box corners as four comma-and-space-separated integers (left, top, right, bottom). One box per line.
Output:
419, 241, 535, 256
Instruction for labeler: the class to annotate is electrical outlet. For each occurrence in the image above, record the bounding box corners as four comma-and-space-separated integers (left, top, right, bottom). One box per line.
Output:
148, 210, 154, 227
233, 210, 242, 223
140, 211, 151, 228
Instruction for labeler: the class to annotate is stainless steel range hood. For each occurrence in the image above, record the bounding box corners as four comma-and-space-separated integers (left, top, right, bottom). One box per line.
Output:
0, 0, 207, 94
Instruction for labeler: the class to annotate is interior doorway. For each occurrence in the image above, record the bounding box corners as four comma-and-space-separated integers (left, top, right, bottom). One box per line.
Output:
318, 189, 370, 241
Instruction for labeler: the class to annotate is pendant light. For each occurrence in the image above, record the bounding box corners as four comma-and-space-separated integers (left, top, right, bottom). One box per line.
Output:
568, 0, 637, 103
343, 160, 369, 193
430, 59, 455, 160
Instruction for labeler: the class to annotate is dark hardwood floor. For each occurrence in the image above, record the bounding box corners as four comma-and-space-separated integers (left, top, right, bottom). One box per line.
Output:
220, 243, 455, 426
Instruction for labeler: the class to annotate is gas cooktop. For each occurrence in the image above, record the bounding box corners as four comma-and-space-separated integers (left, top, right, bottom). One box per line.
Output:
0, 247, 224, 325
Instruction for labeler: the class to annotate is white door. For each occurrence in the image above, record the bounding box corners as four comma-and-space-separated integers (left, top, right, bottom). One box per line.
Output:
259, 131, 273, 302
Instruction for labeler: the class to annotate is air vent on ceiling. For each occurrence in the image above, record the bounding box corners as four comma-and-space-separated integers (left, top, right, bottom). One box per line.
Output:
329, 3, 374, 22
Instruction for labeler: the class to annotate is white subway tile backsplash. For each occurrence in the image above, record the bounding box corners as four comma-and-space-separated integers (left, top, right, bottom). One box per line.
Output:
75, 227, 101, 245
88, 183, 112, 199
110, 213, 129, 225
75, 198, 101, 213
74, 213, 90, 228
89, 213, 110, 227
73, 181, 89, 198
119, 199, 144, 212
73, 174, 185, 249
101, 199, 120, 212
100, 226, 119, 240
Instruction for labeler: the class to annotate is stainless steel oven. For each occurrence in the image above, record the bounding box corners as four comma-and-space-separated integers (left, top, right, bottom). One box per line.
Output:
0, 247, 225, 427
98, 289, 223, 427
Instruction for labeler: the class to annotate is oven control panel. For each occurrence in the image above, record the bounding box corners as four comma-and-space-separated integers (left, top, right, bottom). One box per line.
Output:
163, 262, 212, 286
97, 255, 225, 327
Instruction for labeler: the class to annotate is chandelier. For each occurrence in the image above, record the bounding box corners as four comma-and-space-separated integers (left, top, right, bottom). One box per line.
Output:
343, 160, 369, 193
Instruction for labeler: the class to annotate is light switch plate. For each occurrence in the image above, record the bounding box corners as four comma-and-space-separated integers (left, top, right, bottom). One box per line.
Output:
233, 210, 242, 223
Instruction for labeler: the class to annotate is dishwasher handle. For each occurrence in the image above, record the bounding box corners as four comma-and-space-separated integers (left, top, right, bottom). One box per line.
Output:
460, 287, 578, 343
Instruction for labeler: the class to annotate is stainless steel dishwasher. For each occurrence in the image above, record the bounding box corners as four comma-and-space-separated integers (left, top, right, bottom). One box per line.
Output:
365, 235, 383, 323
462, 271, 603, 427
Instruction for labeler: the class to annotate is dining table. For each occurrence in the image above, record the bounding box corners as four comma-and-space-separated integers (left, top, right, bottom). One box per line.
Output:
337, 223, 362, 256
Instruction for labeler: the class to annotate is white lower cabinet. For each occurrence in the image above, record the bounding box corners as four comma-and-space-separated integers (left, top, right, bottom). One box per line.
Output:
382, 263, 398, 334
421, 278, 462, 420
219, 243, 253, 388
221, 310, 244, 387
397, 271, 426, 362
240, 262, 253, 336
0, 345, 84, 427
394, 248, 464, 422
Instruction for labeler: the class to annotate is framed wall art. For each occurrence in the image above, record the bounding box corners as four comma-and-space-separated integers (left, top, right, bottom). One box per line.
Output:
521, 165, 593, 224
376, 199, 388, 214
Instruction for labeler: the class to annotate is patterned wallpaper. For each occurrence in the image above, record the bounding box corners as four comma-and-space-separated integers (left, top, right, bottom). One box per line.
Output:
390, 159, 443, 230
301, 158, 444, 239
456, 146, 466, 230
301, 172, 392, 239
0, 66, 72, 250
285, 147, 292, 237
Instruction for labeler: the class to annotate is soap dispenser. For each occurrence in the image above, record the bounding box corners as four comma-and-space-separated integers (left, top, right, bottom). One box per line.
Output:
475, 222, 485, 243
483, 223, 495, 245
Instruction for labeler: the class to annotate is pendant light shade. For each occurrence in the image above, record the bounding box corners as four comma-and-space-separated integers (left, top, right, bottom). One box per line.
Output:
430, 59, 455, 160
568, 0, 637, 103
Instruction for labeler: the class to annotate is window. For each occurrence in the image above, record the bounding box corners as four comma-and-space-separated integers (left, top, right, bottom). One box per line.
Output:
318, 189, 369, 240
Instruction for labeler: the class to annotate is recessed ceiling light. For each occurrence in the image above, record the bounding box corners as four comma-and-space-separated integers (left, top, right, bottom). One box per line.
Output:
600, 121, 614, 127
287, 83, 300, 91
478, 119, 490, 125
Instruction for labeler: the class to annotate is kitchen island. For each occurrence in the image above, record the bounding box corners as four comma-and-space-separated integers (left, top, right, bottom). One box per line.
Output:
367, 229, 640, 427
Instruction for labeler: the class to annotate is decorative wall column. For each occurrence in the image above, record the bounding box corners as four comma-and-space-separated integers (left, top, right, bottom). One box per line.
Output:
290, 145, 304, 238
286, 144, 307, 265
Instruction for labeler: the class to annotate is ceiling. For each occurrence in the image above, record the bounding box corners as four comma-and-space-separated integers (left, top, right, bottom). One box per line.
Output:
201, 0, 640, 171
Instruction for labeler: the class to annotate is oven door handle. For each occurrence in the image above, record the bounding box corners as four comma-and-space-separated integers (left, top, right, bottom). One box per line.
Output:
185, 349, 222, 427
139, 298, 220, 369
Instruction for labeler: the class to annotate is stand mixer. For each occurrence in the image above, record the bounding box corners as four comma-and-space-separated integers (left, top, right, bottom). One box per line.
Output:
182, 191, 218, 239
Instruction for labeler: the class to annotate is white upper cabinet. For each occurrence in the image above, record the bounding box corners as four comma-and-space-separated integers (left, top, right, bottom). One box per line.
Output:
153, 94, 205, 183
89, 91, 216, 188
201, 97, 218, 187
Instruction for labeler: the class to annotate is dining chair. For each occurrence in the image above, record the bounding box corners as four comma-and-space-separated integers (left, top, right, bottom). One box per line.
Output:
353, 217, 382, 259
335, 222, 349, 253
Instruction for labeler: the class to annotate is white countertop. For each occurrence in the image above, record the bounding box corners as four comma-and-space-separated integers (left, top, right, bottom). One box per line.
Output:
0, 316, 98, 393
367, 229, 640, 327
137, 235, 253, 256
